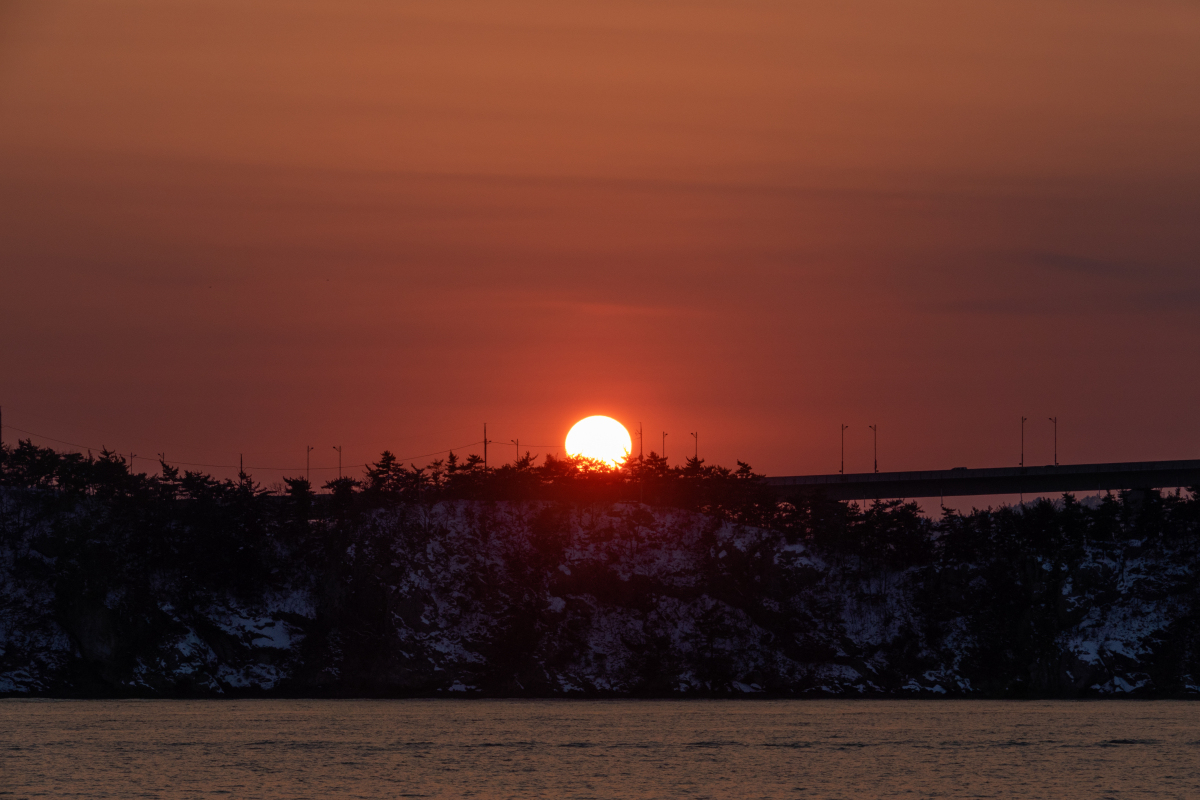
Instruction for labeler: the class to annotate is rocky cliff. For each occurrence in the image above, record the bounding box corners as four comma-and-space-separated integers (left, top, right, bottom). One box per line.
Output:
3, 491, 1198, 697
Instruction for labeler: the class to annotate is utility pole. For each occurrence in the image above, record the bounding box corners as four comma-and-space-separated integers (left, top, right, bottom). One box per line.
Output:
1048, 417, 1058, 465
306, 445, 314, 484
333, 445, 342, 478
510, 439, 519, 462
483, 423, 488, 470
638, 423, 644, 503
840, 424, 849, 474
662, 431, 667, 461
129, 453, 136, 475
239, 454, 244, 476
869, 424, 877, 473
1020, 417, 1027, 467
691, 431, 698, 460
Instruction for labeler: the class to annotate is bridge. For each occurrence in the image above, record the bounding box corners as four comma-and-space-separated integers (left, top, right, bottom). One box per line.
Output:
765, 459, 1200, 501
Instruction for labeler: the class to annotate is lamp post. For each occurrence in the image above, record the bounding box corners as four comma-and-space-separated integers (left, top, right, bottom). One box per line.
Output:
1019, 416, 1027, 505
840, 424, 849, 474
1020, 417, 1027, 467
869, 424, 878, 473
1048, 417, 1058, 466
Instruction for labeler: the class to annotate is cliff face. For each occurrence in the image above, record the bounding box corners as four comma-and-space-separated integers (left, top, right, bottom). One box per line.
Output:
2, 495, 1198, 697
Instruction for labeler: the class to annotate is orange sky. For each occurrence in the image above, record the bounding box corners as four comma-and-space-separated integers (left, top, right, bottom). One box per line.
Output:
2, 0, 1199, 482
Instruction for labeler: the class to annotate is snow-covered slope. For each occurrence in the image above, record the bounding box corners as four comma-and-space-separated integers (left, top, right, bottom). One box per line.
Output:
1, 499, 1197, 696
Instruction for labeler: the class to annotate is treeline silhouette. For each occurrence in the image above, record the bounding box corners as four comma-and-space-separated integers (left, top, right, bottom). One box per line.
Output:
3, 438, 1198, 559
0, 439, 779, 524
3, 438, 1200, 697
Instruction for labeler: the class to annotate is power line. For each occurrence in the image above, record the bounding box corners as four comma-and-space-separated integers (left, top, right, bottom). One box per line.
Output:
1, 423, 98, 454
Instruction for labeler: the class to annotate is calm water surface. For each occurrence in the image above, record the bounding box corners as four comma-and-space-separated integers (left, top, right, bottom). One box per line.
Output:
2, 700, 1197, 799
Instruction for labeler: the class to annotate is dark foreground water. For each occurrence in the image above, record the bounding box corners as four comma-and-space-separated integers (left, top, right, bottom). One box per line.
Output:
2, 700, 1197, 799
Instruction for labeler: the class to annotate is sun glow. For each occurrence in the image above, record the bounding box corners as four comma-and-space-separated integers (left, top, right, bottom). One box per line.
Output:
565, 416, 632, 467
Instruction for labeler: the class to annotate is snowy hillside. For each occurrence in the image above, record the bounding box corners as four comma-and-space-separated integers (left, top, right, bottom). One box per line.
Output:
2, 495, 1197, 697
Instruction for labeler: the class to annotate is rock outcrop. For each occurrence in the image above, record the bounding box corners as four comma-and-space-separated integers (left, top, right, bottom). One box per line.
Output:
3, 493, 1198, 697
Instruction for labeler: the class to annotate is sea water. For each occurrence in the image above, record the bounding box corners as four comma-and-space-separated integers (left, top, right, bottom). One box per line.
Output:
3, 700, 1197, 798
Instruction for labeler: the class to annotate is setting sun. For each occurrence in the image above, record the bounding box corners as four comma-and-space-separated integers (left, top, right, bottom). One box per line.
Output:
565, 416, 632, 467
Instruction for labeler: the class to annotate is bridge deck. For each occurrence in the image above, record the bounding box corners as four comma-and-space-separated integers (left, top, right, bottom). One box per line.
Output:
765, 459, 1200, 501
